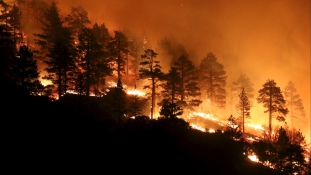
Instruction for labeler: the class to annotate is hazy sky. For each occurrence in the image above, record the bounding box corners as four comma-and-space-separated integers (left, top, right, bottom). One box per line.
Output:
5, 0, 310, 139
57, 0, 310, 120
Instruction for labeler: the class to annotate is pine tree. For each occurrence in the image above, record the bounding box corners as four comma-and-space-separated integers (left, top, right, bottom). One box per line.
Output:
65, 5, 91, 37
284, 81, 307, 130
13, 45, 43, 95
257, 79, 288, 136
127, 94, 143, 117
236, 88, 251, 135
159, 99, 183, 119
77, 25, 110, 96
107, 30, 129, 81
138, 49, 164, 119
123, 30, 145, 81
232, 73, 255, 99
104, 80, 127, 124
91, 23, 112, 95
173, 54, 201, 110
161, 67, 181, 104
34, 2, 76, 99
199, 52, 227, 112
230, 73, 254, 113
7, 4, 22, 44
0, 1, 16, 80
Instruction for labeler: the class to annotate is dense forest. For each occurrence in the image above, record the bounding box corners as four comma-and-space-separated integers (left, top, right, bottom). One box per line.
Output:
1, 1, 310, 174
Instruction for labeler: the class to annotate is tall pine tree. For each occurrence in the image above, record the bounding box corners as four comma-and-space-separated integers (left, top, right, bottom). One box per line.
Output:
173, 54, 201, 110
161, 67, 181, 104
34, 2, 76, 99
257, 79, 288, 136
13, 45, 43, 95
236, 88, 251, 135
199, 52, 227, 112
107, 30, 129, 82
139, 49, 164, 119
284, 81, 307, 130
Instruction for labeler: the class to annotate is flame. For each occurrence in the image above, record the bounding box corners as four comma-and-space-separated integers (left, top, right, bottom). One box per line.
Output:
190, 123, 206, 132
208, 128, 216, 133
247, 123, 265, 131
126, 89, 146, 97
40, 79, 52, 86
188, 111, 217, 121
248, 154, 259, 162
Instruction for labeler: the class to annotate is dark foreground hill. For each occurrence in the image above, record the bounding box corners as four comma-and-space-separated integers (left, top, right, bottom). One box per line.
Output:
2, 81, 280, 174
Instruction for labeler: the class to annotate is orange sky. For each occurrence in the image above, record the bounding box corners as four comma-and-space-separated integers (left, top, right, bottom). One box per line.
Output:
57, 0, 310, 140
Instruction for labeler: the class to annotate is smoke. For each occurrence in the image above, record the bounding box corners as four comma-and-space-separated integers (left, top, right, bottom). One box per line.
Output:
7, 0, 310, 142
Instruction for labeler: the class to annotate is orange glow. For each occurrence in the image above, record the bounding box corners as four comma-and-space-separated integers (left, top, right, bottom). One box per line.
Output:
248, 154, 259, 163
22, 0, 309, 144
208, 128, 216, 133
126, 89, 146, 97
187, 112, 218, 121
40, 79, 52, 86
247, 123, 265, 132
190, 124, 206, 132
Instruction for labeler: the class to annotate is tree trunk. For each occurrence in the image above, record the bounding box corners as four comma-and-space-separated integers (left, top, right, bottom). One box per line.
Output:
181, 64, 184, 102
151, 77, 155, 119
269, 86, 272, 138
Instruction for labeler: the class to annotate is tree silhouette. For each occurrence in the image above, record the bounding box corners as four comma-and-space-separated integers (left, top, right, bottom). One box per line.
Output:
230, 73, 254, 113
77, 24, 112, 96
199, 52, 227, 112
0, 1, 16, 80
236, 88, 251, 135
65, 5, 91, 38
159, 99, 183, 119
107, 30, 129, 81
224, 115, 242, 139
275, 126, 290, 170
273, 127, 306, 174
7, 4, 22, 44
13, 45, 43, 95
91, 23, 112, 95
257, 79, 288, 136
284, 81, 307, 130
307, 153, 311, 175
34, 2, 76, 99
138, 49, 164, 119
122, 29, 146, 81
173, 54, 201, 110
127, 94, 143, 117
161, 67, 181, 104
105, 79, 127, 124
232, 73, 254, 99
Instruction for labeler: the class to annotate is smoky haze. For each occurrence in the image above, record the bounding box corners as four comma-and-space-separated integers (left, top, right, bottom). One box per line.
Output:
57, 0, 310, 140
5, 0, 309, 141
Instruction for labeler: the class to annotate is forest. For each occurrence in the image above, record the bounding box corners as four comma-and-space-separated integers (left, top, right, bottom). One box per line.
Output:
1, 0, 310, 174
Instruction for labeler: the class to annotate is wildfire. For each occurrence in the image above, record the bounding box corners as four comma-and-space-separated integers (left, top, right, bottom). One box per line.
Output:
208, 128, 216, 133
247, 123, 265, 132
248, 154, 259, 163
40, 79, 52, 86
126, 89, 146, 97
190, 123, 206, 132
106, 81, 146, 97
188, 111, 218, 121
190, 123, 219, 133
